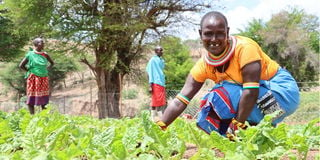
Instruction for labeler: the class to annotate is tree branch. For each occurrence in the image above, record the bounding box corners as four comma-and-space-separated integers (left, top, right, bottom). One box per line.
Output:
80, 58, 97, 77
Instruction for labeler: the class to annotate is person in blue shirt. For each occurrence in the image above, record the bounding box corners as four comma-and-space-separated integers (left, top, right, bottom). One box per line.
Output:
146, 46, 166, 121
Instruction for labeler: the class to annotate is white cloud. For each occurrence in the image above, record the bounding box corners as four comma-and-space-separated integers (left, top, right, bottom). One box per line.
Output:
180, 12, 202, 40
225, 0, 320, 34
225, 6, 254, 34
177, 0, 319, 40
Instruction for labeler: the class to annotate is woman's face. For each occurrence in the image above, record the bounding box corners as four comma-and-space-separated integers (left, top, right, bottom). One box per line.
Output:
34, 39, 44, 51
199, 16, 229, 56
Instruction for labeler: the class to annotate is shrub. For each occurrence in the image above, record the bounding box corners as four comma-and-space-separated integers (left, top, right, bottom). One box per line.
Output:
122, 89, 138, 99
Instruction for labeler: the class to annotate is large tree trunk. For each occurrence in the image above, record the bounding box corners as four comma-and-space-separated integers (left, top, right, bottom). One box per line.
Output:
96, 67, 122, 119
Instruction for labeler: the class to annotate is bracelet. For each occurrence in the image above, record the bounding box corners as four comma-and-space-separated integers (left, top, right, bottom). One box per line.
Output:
243, 82, 259, 89
231, 118, 248, 129
156, 120, 167, 130
176, 93, 190, 105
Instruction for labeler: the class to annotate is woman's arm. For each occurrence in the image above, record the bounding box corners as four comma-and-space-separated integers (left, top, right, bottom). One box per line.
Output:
236, 60, 261, 123
19, 58, 28, 72
161, 74, 204, 126
46, 54, 55, 69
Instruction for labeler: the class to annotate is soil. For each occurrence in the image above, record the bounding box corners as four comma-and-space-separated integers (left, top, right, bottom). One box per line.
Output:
182, 143, 198, 159
49, 74, 151, 118
182, 143, 319, 159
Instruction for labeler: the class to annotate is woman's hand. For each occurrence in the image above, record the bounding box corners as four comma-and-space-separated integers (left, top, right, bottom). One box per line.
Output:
226, 118, 248, 141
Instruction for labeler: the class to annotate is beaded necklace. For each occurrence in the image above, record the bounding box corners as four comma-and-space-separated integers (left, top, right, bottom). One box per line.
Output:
204, 36, 236, 67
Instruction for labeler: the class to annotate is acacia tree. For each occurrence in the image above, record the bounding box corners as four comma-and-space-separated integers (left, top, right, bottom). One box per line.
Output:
0, 14, 28, 61
260, 8, 319, 82
1, 0, 214, 118
161, 36, 194, 91
238, 8, 319, 83
237, 19, 265, 50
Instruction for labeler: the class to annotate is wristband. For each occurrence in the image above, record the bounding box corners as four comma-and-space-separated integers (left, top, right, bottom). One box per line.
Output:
243, 82, 259, 89
156, 120, 167, 130
175, 93, 190, 105
226, 133, 235, 141
231, 118, 248, 129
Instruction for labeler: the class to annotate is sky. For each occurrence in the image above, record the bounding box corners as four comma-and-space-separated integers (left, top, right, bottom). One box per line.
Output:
180, 0, 320, 40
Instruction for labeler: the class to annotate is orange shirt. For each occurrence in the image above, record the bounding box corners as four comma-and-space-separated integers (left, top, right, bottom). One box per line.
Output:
190, 36, 279, 84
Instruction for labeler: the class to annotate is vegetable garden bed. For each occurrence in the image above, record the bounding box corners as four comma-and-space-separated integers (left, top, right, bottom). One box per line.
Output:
0, 107, 319, 159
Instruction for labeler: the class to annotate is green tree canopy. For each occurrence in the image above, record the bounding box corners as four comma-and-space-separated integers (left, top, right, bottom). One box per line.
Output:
161, 36, 194, 91
238, 8, 319, 82
0, 15, 28, 61
236, 19, 265, 49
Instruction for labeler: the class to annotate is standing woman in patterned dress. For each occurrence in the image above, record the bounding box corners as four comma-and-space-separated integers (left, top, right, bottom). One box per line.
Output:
19, 38, 54, 114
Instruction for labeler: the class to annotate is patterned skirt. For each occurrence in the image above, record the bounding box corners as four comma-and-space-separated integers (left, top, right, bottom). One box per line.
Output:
26, 74, 49, 106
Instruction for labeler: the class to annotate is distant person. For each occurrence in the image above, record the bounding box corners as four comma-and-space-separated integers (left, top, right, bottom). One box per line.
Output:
19, 38, 54, 114
156, 11, 300, 140
146, 46, 166, 121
